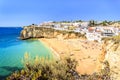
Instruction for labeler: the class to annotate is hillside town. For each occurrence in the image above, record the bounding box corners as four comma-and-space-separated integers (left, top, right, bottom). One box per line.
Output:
29, 20, 120, 42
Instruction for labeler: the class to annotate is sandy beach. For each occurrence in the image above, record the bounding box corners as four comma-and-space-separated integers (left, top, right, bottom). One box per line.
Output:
39, 38, 104, 74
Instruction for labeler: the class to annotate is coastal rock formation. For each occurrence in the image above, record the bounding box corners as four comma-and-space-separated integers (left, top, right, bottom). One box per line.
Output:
20, 26, 86, 40
105, 41, 120, 80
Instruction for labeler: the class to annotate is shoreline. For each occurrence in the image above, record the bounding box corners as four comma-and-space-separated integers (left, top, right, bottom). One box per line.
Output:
39, 38, 60, 60
39, 38, 104, 74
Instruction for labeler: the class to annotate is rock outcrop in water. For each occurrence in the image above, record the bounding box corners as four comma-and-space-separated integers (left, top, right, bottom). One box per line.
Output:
20, 26, 86, 40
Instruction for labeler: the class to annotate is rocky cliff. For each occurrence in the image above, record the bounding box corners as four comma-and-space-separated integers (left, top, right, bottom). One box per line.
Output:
104, 40, 120, 80
20, 26, 86, 40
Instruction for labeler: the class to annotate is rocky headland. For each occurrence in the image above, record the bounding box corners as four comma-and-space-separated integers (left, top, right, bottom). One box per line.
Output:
20, 26, 86, 40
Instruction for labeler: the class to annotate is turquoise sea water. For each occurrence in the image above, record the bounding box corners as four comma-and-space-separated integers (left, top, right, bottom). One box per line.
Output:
0, 27, 52, 79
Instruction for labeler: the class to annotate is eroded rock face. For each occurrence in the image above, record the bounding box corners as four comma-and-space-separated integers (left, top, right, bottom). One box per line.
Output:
105, 41, 120, 80
20, 26, 86, 40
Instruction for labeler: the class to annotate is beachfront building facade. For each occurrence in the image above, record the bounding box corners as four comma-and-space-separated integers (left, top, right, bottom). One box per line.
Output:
85, 26, 120, 42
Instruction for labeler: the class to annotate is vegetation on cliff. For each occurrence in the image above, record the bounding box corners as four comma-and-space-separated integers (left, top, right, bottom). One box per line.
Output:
7, 53, 111, 80
7, 53, 78, 80
102, 34, 120, 43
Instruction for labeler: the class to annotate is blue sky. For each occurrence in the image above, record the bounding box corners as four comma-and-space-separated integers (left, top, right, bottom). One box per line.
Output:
0, 0, 120, 26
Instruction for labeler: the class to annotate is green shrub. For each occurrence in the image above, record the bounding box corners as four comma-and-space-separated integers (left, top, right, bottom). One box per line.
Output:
7, 53, 111, 80
7, 53, 78, 80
